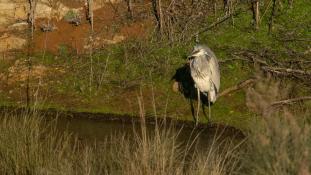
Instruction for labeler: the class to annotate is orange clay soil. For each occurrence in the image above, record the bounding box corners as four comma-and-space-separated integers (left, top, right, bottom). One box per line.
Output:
33, 3, 151, 54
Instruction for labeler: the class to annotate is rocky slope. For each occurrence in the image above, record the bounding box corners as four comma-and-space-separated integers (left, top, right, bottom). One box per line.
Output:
0, 0, 121, 53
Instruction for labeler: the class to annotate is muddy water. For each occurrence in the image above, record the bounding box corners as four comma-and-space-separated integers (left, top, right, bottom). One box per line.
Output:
1, 107, 245, 151
55, 116, 243, 151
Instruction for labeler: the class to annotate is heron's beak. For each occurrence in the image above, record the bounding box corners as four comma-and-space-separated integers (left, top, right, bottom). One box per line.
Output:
186, 55, 194, 65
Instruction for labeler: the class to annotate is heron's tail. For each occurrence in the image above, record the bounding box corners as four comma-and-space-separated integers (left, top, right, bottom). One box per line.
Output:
209, 90, 217, 103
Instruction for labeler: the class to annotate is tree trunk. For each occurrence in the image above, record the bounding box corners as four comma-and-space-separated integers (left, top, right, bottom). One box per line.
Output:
224, 0, 229, 15
255, 1, 260, 29
158, 0, 163, 34
252, 0, 260, 29
268, 0, 277, 34
214, 1, 217, 18
87, 0, 94, 32
151, 0, 162, 35
27, 0, 37, 107
126, 0, 133, 20
230, 0, 234, 25
28, 0, 37, 39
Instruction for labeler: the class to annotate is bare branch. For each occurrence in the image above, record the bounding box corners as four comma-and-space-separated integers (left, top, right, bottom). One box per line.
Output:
270, 96, 311, 106
218, 57, 251, 64
262, 66, 311, 76
218, 78, 256, 98
196, 11, 239, 37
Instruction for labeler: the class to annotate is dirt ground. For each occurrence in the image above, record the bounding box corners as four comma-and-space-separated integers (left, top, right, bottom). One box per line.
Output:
33, 2, 151, 54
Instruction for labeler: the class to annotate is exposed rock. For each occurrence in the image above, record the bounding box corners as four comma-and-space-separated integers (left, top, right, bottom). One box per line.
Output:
0, 0, 84, 27
0, 33, 27, 52
0, 59, 66, 85
8, 22, 29, 31
0, 0, 121, 27
91, 0, 122, 11
103, 35, 125, 45
0, 0, 125, 52
14, 4, 28, 19
40, 22, 58, 32
0, 1, 26, 26
84, 34, 125, 50
36, 1, 83, 21
1, 60, 48, 84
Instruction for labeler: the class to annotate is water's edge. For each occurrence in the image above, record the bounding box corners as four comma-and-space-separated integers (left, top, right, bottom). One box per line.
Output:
0, 106, 245, 144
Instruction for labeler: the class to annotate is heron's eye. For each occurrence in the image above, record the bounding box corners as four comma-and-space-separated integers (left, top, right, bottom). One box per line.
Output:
188, 56, 195, 60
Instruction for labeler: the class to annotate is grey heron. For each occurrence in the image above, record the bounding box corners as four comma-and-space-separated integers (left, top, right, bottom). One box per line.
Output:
187, 44, 220, 125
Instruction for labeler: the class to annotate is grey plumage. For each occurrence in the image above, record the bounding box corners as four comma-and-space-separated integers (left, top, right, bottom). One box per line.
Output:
188, 44, 220, 125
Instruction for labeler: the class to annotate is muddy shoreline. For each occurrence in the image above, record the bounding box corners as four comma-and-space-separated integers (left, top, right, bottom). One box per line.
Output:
0, 106, 245, 139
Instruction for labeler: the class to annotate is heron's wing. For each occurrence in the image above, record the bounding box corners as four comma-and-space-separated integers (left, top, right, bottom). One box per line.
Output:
206, 54, 220, 93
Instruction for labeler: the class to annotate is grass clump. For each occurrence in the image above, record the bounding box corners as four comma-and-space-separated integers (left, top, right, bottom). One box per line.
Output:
0, 104, 310, 174
242, 75, 311, 174
242, 111, 311, 175
0, 111, 241, 175
0, 112, 76, 174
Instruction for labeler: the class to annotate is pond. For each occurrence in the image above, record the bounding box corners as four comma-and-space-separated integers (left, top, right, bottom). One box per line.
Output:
1, 106, 245, 152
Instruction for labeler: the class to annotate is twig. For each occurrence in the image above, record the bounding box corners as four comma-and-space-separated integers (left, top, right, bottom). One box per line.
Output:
262, 66, 311, 76
270, 96, 311, 107
285, 60, 311, 64
237, 52, 269, 66
217, 78, 256, 98
268, 0, 277, 34
219, 56, 251, 64
199, 13, 233, 33
190, 10, 240, 40
276, 38, 311, 42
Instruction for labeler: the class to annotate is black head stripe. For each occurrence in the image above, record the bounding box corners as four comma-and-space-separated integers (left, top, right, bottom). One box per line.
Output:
191, 50, 200, 55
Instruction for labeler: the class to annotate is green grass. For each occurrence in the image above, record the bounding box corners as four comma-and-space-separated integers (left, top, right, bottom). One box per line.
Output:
0, 103, 310, 174
0, 0, 310, 129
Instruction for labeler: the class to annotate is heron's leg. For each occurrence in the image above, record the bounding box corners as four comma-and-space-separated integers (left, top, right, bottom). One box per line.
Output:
202, 93, 208, 121
196, 88, 200, 126
190, 98, 195, 122
208, 98, 211, 124
202, 101, 207, 119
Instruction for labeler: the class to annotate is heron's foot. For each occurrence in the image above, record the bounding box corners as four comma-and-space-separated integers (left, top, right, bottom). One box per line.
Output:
207, 120, 212, 127
195, 120, 199, 127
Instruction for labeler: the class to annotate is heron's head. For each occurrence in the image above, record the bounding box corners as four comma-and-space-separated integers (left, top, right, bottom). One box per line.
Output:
187, 48, 208, 64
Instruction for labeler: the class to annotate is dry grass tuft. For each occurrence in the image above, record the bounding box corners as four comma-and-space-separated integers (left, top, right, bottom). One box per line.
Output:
243, 72, 311, 174
0, 111, 240, 175
242, 109, 311, 175
246, 73, 291, 116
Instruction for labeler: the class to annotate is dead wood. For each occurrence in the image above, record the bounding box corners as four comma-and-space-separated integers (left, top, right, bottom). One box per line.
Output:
126, 0, 133, 20
270, 96, 311, 106
268, 0, 277, 33
218, 57, 251, 64
261, 66, 311, 76
198, 12, 236, 34
151, 0, 162, 34
189, 11, 240, 40
240, 54, 269, 66
218, 78, 256, 98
